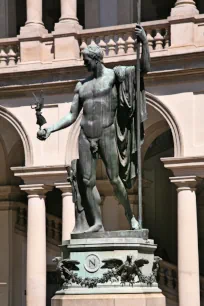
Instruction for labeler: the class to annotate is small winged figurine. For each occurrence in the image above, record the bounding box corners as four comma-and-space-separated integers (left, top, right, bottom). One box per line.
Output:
31, 91, 47, 129
101, 256, 149, 286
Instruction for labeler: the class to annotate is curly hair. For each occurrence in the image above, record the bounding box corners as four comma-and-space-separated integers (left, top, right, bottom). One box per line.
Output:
82, 45, 104, 62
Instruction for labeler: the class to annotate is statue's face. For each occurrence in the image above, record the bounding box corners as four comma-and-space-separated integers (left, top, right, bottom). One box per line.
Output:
83, 53, 97, 72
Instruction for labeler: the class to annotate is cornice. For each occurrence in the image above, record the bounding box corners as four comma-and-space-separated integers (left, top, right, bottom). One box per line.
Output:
0, 49, 204, 95
161, 156, 204, 177
11, 165, 68, 186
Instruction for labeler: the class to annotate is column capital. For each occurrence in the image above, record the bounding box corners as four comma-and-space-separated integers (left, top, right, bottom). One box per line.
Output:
54, 182, 72, 194
170, 175, 200, 189
20, 184, 52, 196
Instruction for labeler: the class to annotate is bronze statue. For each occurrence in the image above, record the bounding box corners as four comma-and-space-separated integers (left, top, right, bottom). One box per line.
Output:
37, 25, 150, 233
31, 91, 47, 129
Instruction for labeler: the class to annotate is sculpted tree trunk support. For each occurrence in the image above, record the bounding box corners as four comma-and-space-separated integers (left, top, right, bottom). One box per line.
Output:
36, 25, 150, 234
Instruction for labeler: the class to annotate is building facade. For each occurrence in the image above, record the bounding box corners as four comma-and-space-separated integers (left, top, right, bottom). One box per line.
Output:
0, 0, 204, 306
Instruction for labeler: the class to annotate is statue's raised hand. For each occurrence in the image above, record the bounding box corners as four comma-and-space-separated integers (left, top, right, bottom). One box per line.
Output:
135, 24, 147, 44
37, 127, 52, 141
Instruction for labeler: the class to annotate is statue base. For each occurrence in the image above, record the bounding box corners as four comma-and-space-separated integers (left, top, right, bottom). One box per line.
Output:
53, 230, 164, 296
52, 293, 166, 306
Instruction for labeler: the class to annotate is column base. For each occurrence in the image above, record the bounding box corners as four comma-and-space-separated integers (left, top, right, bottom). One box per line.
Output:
52, 293, 166, 306
18, 24, 48, 63
54, 21, 82, 34
53, 23, 82, 61
171, 3, 199, 17
20, 24, 48, 37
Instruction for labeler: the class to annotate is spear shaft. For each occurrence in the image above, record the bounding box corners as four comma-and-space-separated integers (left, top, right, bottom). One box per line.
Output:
136, 0, 143, 228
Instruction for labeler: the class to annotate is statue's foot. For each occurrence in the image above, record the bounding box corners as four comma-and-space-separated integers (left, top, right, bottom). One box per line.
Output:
85, 223, 104, 233
130, 216, 141, 230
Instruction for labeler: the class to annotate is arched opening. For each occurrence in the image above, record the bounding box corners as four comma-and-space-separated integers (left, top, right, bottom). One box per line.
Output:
98, 97, 179, 259
0, 113, 28, 306
143, 128, 177, 264
0, 116, 25, 185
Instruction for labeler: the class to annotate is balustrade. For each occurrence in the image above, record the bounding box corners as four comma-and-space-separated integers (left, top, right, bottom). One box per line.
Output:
0, 16, 204, 69
79, 20, 170, 59
0, 39, 19, 67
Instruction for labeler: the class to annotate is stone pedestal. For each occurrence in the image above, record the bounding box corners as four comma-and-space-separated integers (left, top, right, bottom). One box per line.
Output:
52, 230, 165, 299
52, 293, 166, 306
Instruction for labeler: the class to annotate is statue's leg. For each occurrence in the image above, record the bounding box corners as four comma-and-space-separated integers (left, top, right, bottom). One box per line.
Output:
78, 131, 103, 233
99, 125, 140, 230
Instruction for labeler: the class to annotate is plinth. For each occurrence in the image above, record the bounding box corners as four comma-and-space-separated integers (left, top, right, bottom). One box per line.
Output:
51, 230, 166, 305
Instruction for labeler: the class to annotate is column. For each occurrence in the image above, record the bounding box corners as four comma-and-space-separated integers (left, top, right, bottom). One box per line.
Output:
55, 0, 80, 31
60, 0, 78, 24
169, 0, 199, 48
20, 184, 51, 306
171, 0, 199, 17
53, 0, 81, 61
20, 0, 47, 35
55, 183, 75, 241
170, 176, 200, 306
19, 0, 48, 62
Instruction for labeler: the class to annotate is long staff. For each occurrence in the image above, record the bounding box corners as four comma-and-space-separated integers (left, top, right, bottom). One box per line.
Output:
136, 0, 143, 228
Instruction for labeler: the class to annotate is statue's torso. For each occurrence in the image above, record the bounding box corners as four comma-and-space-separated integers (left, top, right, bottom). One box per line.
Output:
79, 68, 117, 139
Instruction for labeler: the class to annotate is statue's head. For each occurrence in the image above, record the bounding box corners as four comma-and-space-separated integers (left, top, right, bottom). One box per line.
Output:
82, 45, 104, 72
127, 255, 133, 263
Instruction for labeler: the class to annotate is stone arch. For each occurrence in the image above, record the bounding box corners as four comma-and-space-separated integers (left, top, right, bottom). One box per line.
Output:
145, 92, 183, 158
0, 106, 33, 166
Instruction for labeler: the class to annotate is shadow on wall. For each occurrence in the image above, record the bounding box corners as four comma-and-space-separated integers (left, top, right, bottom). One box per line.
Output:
143, 130, 177, 265
0, 116, 25, 186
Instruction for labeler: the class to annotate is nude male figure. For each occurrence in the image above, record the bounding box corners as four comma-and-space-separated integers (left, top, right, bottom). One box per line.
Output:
38, 25, 150, 233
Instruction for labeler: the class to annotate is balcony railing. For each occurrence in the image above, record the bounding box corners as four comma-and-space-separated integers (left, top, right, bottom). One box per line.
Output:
0, 38, 20, 67
0, 19, 170, 69
0, 15, 204, 71
79, 20, 170, 59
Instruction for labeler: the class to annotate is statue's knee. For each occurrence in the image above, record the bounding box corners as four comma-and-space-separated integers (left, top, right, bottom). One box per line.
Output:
83, 177, 94, 188
110, 176, 119, 187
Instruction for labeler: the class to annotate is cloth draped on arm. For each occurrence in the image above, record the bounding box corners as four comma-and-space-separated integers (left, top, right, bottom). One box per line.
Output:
114, 66, 147, 189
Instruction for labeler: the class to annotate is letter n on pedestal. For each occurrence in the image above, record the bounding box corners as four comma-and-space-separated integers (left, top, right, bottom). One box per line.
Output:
170, 176, 200, 306
20, 184, 52, 306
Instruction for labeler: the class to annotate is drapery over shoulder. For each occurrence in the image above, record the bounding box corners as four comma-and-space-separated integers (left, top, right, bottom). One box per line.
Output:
114, 66, 147, 189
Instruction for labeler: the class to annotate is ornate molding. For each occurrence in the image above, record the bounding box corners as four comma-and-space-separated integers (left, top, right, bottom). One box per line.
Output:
53, 255, 161, 289
11, 165, 68, 185
161, 156, 204, 177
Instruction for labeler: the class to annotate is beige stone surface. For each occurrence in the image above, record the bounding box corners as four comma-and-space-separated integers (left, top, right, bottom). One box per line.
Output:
171, 0, 199, 17
1, 1, 204, 306
52, 294, 166, 306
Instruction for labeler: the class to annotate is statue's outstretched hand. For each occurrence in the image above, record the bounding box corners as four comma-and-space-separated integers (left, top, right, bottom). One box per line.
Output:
135, 24, 147, 44
37, 127, 52, 141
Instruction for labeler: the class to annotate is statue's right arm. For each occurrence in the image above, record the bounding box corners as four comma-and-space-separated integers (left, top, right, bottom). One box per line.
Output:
37, 82, 82, 140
